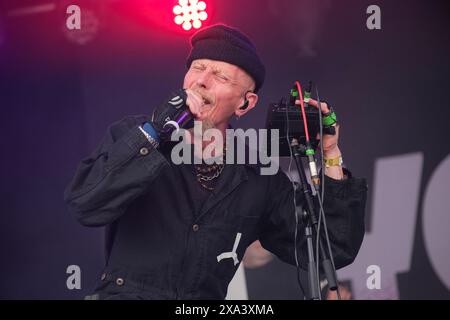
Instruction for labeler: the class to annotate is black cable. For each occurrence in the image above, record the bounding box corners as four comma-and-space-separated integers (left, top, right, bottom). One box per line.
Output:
315, 83, 323, 300
285, 96, 306, 299
314, 85, 341, 300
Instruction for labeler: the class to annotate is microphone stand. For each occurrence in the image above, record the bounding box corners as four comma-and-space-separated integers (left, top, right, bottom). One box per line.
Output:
290, 138, 338, 300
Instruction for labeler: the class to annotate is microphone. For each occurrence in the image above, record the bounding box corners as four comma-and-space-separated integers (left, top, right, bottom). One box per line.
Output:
162, 109, 194, 135
160, 90, 194, 136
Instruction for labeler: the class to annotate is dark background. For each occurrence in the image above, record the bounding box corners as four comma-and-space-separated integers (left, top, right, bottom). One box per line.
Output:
0, 0, 449, 299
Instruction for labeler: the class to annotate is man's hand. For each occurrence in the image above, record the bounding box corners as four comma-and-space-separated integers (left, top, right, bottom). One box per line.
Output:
296, 98, 344, 180
150, 89, 190, 142
295, 98, 340, 158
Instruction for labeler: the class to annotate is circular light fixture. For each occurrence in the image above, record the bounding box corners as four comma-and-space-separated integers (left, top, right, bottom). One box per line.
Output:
173, 0, 208, 31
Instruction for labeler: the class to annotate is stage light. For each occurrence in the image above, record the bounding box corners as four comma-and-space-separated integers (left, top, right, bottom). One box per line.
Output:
173, 0, 208, 31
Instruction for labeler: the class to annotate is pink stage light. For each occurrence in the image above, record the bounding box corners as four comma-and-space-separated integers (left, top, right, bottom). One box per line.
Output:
173, 0, 208, 31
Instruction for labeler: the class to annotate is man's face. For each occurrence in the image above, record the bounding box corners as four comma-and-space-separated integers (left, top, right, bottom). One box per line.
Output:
183, 59, 255, 129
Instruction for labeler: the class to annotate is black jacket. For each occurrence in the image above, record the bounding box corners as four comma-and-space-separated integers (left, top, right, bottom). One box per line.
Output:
64, 115, 367, 299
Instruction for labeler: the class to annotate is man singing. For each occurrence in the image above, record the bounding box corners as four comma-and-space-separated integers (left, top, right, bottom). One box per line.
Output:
64, 24, 367, 300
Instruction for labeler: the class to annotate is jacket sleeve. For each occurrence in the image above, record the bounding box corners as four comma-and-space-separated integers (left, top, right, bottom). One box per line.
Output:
259, 169, 368, 270
64, 115, 169, 227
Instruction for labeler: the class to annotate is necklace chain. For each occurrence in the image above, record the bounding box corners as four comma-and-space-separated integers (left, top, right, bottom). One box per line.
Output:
194, 146, 226, 190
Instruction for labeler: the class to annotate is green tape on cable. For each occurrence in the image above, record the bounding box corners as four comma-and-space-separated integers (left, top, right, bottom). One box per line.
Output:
290, 89, 298, 97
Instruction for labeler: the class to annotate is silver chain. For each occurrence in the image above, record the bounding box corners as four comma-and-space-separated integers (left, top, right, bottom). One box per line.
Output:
196, 163, 225, 181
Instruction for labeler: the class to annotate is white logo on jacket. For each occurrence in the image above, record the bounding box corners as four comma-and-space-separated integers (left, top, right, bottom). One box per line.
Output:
217, 233, 242, 266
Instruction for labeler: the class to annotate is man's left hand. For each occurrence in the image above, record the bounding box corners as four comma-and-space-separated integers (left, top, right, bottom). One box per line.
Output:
295, 98, 340, 158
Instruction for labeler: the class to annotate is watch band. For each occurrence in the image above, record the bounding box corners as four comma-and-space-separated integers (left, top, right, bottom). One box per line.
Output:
324, 155, 343, 168
138, 125, 160, 149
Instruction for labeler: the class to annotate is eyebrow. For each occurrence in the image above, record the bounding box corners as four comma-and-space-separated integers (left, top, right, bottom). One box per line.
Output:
192, 61, 206, 68
192, 62, 240, 85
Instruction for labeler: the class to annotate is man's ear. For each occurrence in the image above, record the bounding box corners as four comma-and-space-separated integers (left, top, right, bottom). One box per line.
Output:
235, 92, 258, 117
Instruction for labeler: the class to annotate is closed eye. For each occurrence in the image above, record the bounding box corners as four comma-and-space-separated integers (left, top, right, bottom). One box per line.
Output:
214, 73, 229, 82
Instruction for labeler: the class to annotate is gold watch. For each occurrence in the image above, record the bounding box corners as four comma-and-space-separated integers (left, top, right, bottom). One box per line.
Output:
324, 155, 343, 168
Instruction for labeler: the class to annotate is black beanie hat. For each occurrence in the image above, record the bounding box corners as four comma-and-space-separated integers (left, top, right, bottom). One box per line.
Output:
186, 24, 265, 93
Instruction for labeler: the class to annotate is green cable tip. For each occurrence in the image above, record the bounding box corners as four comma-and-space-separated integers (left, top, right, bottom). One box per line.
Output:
304, 91, 311, 102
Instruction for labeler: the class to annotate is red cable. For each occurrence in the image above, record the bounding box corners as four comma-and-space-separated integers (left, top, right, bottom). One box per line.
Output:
295, 81, 310, 142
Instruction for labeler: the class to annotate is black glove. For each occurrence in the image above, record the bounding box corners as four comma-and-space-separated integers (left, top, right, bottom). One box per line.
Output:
150, 89, 193, 142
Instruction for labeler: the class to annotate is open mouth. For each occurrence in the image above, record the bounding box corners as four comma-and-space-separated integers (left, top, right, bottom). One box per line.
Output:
202, 96, 212, 106
191, 88, 213, 108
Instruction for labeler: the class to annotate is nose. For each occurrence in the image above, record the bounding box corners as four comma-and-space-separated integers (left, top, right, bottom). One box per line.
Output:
195, 70, 212, 89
